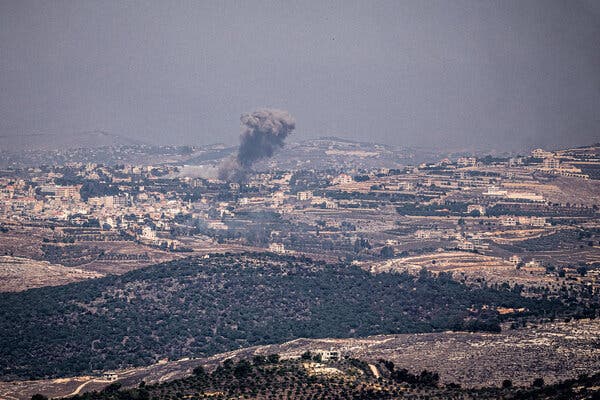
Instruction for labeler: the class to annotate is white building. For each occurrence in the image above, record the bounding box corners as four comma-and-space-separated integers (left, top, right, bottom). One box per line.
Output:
415, 230, 443, 240
102, 373, 118, 381
315, 350, 340, 362
271, 191, 285, 205
297, 191, 313, 201
333, 174, 353, 185
484, 186, 508, 196
141, 226, 156, 240
518, 216, 547, 227
457, 157, 477, 167
269, 242, 285, 253
324, 200, 338, 209
532, 148, 553, 158
543, 156, 560, 170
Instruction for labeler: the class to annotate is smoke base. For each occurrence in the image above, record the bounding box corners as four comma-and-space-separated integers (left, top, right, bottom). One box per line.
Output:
219, 108, 295, 181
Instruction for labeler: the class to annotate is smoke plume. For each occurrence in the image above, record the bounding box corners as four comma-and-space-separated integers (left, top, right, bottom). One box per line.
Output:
219, 109, 295, 181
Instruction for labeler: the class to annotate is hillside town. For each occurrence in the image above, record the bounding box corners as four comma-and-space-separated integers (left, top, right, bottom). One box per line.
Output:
1, 141, 599, 400
0, 140, 598, 297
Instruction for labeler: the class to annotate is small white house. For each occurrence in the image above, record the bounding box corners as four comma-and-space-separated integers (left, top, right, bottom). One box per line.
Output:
102, 373, 118, 381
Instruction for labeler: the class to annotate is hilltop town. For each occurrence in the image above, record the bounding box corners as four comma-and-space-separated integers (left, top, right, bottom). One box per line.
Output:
1, 139, 598, 295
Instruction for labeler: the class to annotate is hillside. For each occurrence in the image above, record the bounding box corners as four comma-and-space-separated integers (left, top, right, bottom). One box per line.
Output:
0, 253, 566, 380
45, 355, 600, 400
0, 131, 145, 152
0, 256, 103, 292
3, 319, 598, 399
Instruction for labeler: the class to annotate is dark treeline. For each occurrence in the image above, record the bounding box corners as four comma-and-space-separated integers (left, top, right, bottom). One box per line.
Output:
0, 253, 566, 380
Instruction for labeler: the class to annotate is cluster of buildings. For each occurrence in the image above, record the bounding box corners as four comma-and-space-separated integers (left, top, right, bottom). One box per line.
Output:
0, 144, 597, 261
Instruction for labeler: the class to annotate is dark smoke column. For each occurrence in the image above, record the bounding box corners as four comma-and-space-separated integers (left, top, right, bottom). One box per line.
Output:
220, 108, 295, 181
237, 108, 295, 167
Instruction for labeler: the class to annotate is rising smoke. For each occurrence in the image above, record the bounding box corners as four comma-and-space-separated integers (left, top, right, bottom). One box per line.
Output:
219, 109, 295, 181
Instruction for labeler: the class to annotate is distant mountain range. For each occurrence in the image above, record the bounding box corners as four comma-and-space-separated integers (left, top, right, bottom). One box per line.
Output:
2, 131, 598, 170
0, 130, 146, 152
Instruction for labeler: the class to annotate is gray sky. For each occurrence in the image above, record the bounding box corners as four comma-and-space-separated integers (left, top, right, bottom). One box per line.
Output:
1, 0, 599, 151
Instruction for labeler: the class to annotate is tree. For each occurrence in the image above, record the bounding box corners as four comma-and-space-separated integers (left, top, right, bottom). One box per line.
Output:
532, 377, 545, 387
419, 370, 439, 386
353, 238, 371, 253
234, 359, 252, 378
380, 246, 395, 258
379, 359, 395, 372
267, 354, 280, 363
102, 382, 122, 393
223, 359, 234, 370
252, 355, 266, 366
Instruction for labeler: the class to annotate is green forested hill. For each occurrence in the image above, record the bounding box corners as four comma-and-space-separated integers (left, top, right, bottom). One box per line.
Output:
0, 253, 563, 380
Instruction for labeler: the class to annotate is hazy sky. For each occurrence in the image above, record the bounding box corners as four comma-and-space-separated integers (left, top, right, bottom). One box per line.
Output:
1, 0, 599, 151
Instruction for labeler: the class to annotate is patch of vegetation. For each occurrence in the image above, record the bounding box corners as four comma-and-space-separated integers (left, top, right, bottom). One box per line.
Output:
0, 253, 565, 379
41, 244, 103, 266
36, 356, 600, 400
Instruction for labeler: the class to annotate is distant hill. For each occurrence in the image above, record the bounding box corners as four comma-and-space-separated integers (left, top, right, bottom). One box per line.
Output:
180, 137, 421, 169
0, 253, 564, 380
184, 145, 236, 164
246, 137, 422, 169
0, 130, 146, 152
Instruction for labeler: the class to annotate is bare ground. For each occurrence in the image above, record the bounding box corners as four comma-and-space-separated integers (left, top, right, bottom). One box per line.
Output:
0, 256, 104, 292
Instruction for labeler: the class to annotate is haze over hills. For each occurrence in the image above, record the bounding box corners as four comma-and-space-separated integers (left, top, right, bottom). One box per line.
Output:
0, 135, 429, 168
2, 2, 599, 150
0, 130, 146, 152
0, 134, 567, 169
